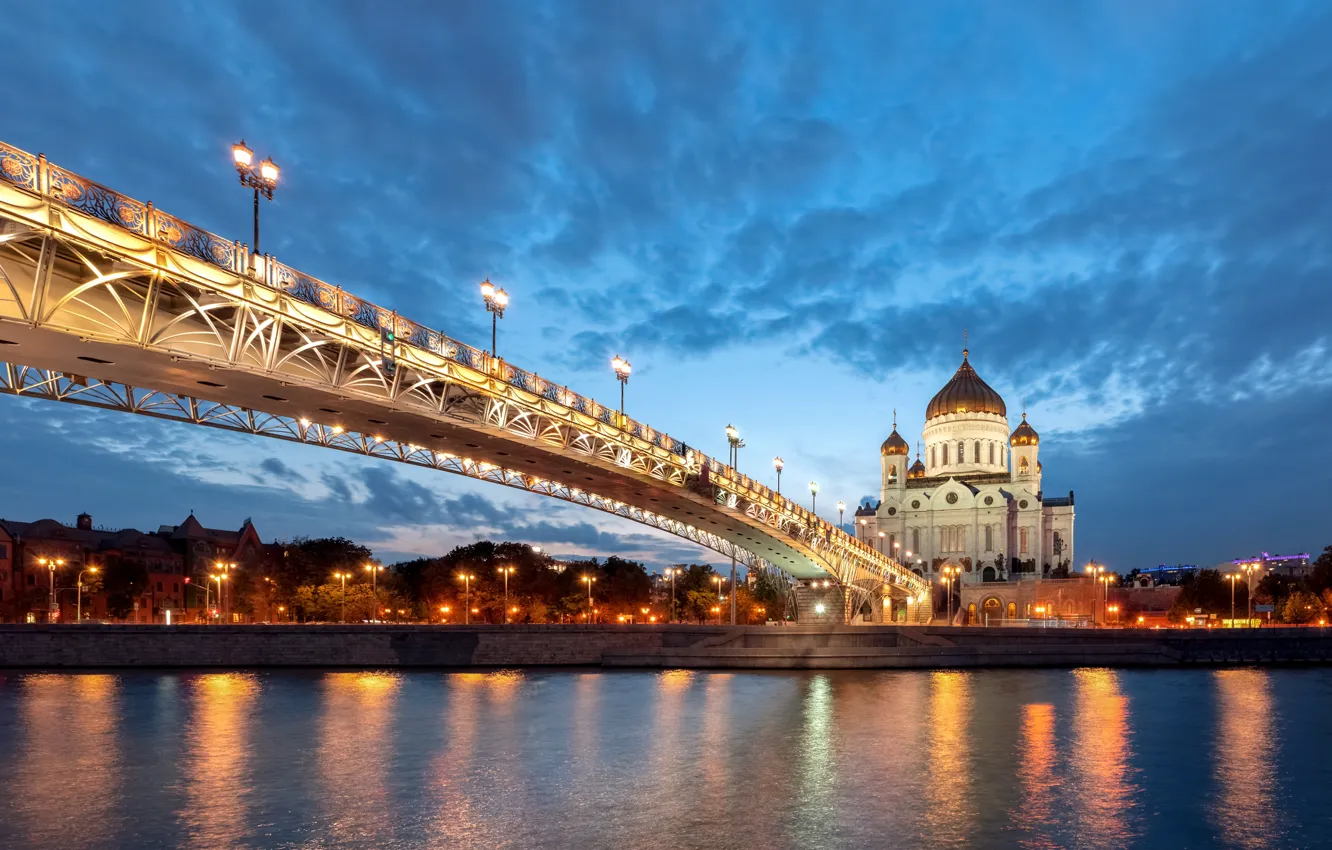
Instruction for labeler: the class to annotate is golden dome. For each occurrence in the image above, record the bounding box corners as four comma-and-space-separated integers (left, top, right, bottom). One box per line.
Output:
881, 413, 910, 456
908, 457, 926, 479
925, 350, 1006, 420
1010, 413, 1039, 446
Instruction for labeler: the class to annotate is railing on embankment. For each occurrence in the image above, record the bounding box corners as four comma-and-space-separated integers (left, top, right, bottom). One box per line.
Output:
4, 625, 1332, 670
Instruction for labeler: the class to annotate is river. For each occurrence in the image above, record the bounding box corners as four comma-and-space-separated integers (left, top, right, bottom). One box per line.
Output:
0, 667, 1329, 849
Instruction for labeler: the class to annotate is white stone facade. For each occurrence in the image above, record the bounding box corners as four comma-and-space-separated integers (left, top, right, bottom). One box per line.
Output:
856, 351, 1075, 587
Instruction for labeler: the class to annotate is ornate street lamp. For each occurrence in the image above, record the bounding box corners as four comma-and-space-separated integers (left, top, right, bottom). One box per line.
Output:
497, 565, 515, 624
809, 480, 820, 515
480, 279, 509, 358
773, 456, 784, 494
458, 573, 476, 625
231, 140, 279, 256
611, 355, 632, 417
837, 500, 846, 530
37, 557, 65, 622
725, 424, 745, 470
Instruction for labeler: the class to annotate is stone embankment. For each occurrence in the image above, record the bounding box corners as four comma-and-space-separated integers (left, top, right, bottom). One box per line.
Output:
2, 624, 1331, 669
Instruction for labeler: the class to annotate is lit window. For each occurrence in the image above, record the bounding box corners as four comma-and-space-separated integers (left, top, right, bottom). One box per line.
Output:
943, 444, 949, 465
989, 443, 995, 465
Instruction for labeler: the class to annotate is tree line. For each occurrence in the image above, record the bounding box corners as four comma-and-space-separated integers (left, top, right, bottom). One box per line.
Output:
233, 538, 791, 624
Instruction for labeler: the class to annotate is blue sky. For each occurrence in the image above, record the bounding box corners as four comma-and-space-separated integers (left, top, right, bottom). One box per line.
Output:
1, 0, 1329, 571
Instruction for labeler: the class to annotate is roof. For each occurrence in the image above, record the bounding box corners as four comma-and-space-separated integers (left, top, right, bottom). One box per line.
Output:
881, 429, 910, 456
926, 350, 1007, 420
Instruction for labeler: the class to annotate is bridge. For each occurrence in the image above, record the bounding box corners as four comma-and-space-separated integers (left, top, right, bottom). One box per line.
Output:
0, 139, 930, 623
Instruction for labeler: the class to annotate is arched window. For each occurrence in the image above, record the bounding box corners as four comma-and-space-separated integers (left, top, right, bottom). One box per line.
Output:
1020, 527, 1029, 554
1007, 601, 1017, 619
958, 441, 965, 463
942, 444, 949, 465
930, 446, 936, 468
985, 526, 993, 551
989, 443, 995, 465
974, 441, 981, 462
1019, 456, 1030, 475
888, 464, 897, 483
912, 528, 919, 553
889, 533, 896, 553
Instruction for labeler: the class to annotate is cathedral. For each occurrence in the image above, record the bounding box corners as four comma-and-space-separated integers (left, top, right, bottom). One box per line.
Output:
854, 347, 1075, 587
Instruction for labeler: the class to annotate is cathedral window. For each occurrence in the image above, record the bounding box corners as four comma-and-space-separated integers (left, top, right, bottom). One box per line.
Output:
974, 441, 981, 463
985, 526, 993, 551
1019, 456, 1030, 475
888, 533, 896, 553
931, 446, 936, 468
912, 528, 919, 553
1020, 528, 1029, 554
942, 444, 949, 465
989, 443, 995, 465
888, 464, 897, 483
957, 441, 965, 463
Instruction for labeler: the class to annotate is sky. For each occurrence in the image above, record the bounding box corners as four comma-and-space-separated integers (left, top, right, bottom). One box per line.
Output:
1, 0, 1330, 572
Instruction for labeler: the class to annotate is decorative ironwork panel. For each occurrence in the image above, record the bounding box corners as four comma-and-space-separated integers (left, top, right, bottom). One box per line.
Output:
153, 211, 235, 269
0, 143, 36, 191
47, 166, 147, 233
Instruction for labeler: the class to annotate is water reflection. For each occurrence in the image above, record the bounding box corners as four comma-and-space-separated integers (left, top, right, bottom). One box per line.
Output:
925, 671, 974, 845
1072, 669, 1138, 847
1213, 669, 1281, 848
1015, 703, 1059, 849
317, 672, 402, 844
182, 673, 259, 846
796, 674, 836, 840
14, 674, 120, 849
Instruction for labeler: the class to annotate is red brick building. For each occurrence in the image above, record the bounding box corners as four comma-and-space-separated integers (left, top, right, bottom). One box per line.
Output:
0, 512, 270, 623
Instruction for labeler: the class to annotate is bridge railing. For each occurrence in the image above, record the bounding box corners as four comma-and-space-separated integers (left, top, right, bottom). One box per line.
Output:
0, 138, 921, 592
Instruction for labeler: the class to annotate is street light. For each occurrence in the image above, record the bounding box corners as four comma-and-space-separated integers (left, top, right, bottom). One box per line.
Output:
364, 562, 384, 618
1241, 562, 1263, 625
37, 557, 65, 622
725, 424, 745, 470
1100, 574, 1113, 626
211, 573, 227, 623
1084, 562, 1105, 625
1107, 604, 1120, 625
837, 500, 846, 530
893, 540, 902, 564
332, 571, 350, 622
809, 480, 820, 515
214, 561, 237, 619
439, 605, 451, 624
458, 573, 476, 625
497, 565, 515, 624
711, 605, 722, 625
611, 355, 632, 417
877, 531, 885, 554
231, 140, 279, 256
581, 575, 597, 623
773, 456, 784, 494
941, 565, 960, 625
480, 278, 510, 358
76, 566, 99, 622
1226, 573, 1240, 627
663, 567, 679, 622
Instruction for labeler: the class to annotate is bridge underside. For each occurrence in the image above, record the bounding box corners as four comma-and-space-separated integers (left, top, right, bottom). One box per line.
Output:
0, 174, 930, 623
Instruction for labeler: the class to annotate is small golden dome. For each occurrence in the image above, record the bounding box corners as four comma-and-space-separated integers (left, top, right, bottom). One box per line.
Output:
881, 429, 910, 456
1010, 413, 1039, 446
908, 457, 926, 479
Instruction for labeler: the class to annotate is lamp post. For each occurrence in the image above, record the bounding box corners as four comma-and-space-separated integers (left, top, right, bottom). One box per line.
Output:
479, 279, 509, 358
211, 574, 227, 623
1242, 562, 1262, 625
664, 567, 679, 622
497, 566, 515, 624
773, 456, 784, 494
37, 557, 65, 622
332, 571, 350, 623
365, 563, 384, 619
76, 566, 99, 622
231, 140, 279, 256
1100, 574, 1113, 626
809, 481, 820, 516
214, 561, 237, 619
1226, 573, 1239, 627
837, 501, 846, 530
893, 540, 902, 565
459, 573, 475, 625
611, 355, 632, 417
1107, 604, 1120, 625
581, 575, 597, 623
1084, 562, 1105, 625
725, 424, 745, 471
940, 567, 958, 625
877, 531, 885, 554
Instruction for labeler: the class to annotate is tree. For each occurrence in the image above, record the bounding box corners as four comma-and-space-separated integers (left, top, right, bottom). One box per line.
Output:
1281, 590, 1322, 624
751, 567, 790, 620
1306, 546, 1332, 595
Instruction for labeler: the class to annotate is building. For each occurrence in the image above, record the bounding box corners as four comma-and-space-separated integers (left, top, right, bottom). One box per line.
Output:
1128, 565, 1200, 587
1232, 552, 1311, 579
855, 346, 1076, 589
0, 512, 269, 623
